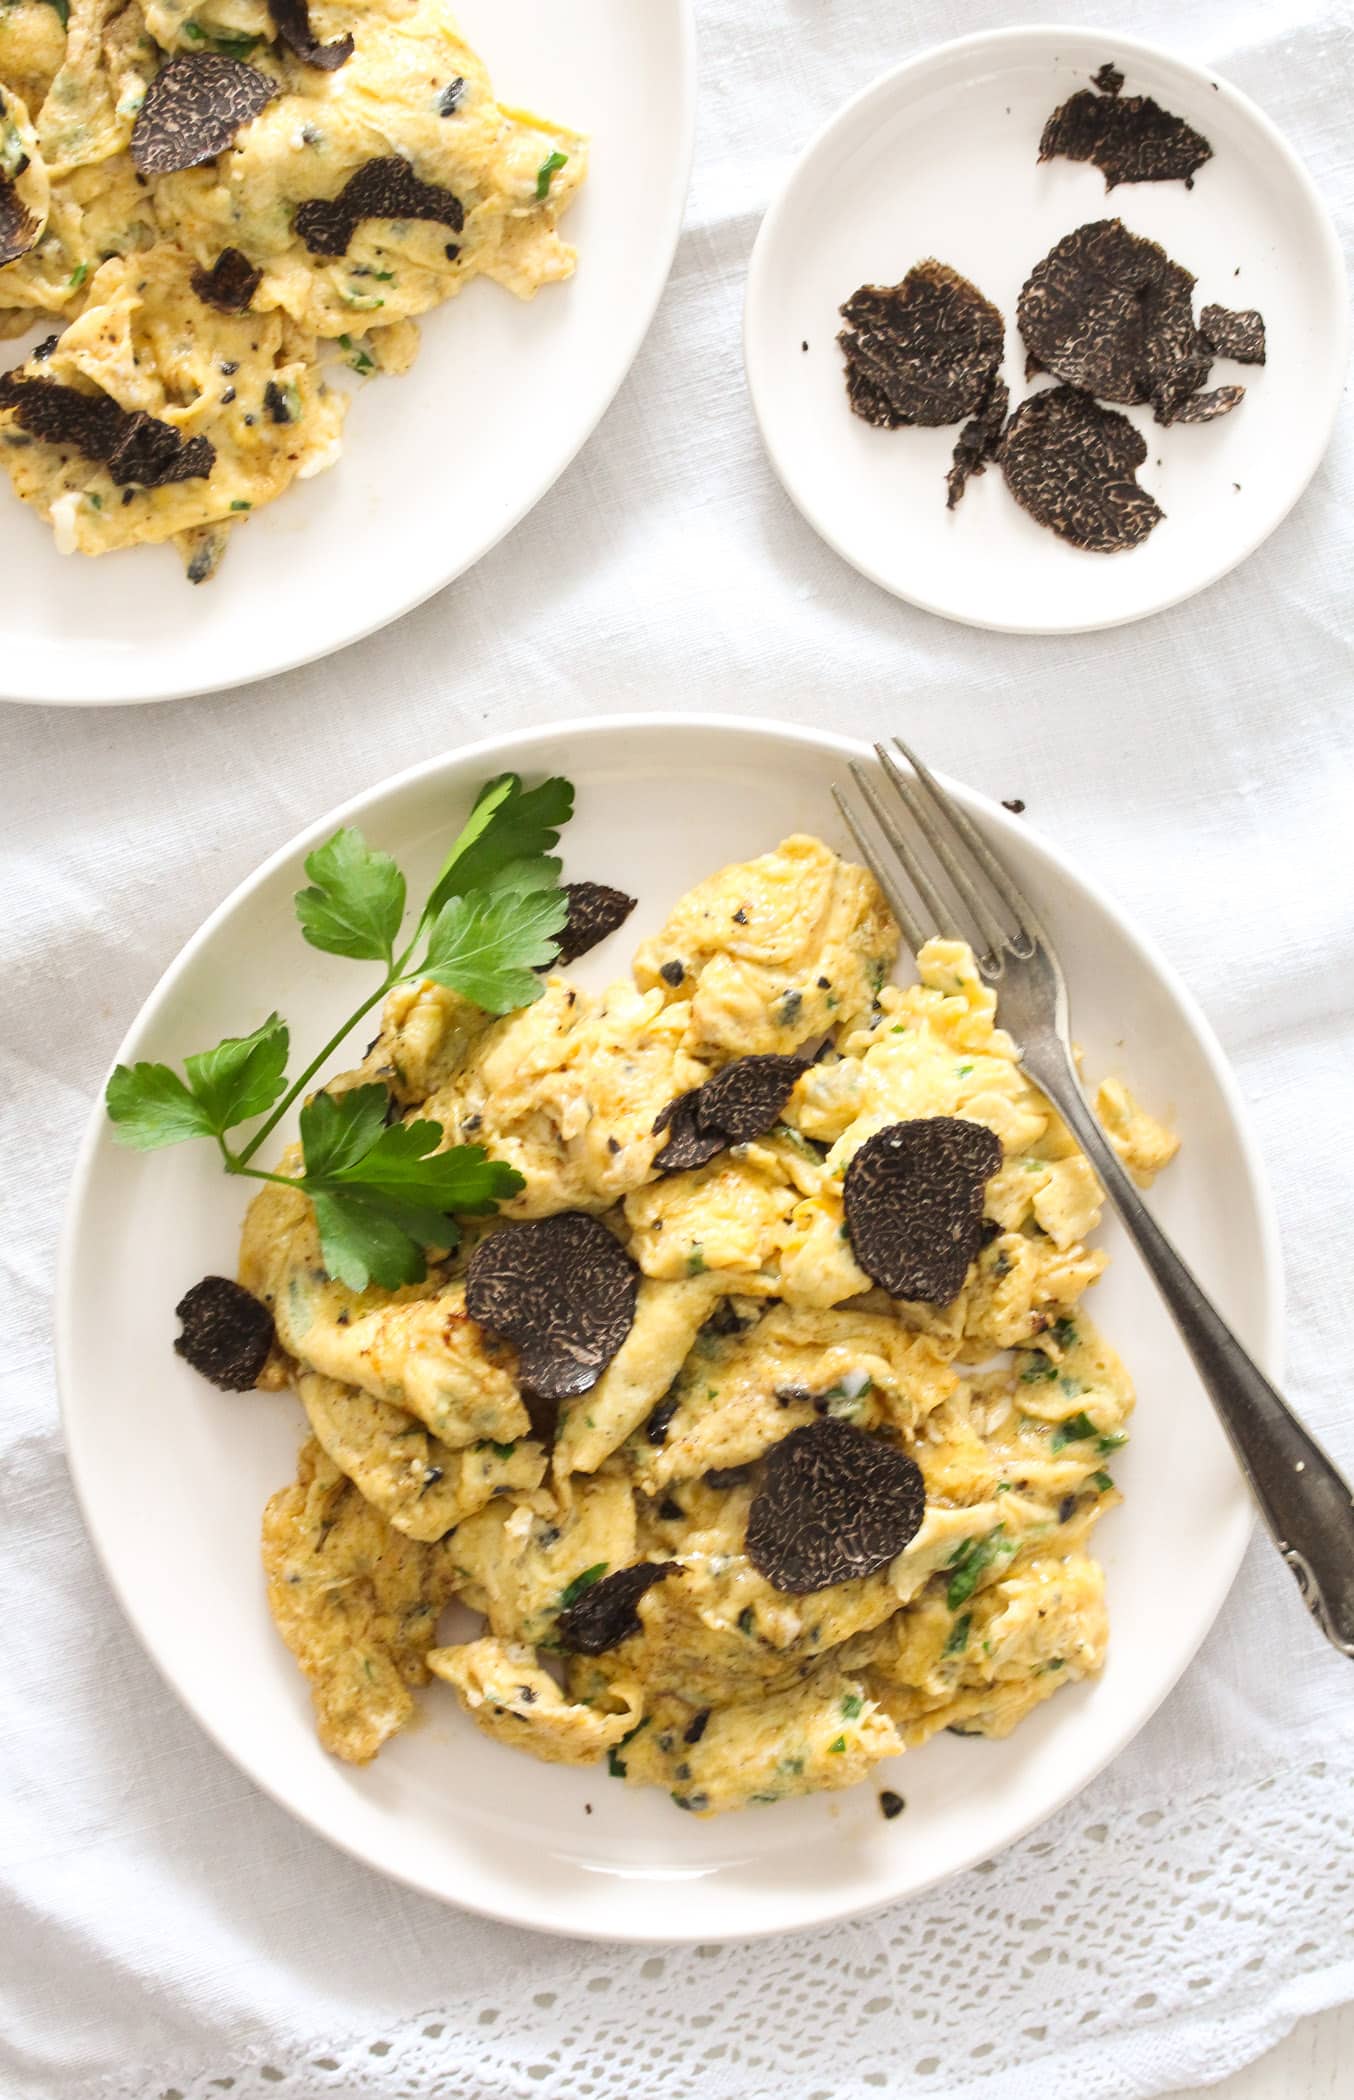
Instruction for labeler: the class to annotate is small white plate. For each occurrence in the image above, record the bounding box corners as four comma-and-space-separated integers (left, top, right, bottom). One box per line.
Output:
744, 26, 1347, 633
1, 1, 694, 706
58, 714, 1279, 1941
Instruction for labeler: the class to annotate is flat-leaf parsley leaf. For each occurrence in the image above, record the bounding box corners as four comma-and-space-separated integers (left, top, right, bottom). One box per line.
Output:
104, 775, 573, 1291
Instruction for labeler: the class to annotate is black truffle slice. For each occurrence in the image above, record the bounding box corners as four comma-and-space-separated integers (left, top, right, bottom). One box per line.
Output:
695, 1053, 804, 1144
652, 1089, 726, 1176
1017, 219, 1210, 418
555, 1561, 677, 1653
999, 385, 1163, 552
1040, 87, 1212, 189
843, 1116, 1002, 1302
0, 372, 216, 488
1171, 384, 1245, 423
174, 1275, 275, 1390
1, 371, 122, 459
946, 375, 1010, 510
652, 1053, 805, 1173
839, 261, 1005, 429
268, 0, 353, 71
1092, 61, 1124, 96
1200, 304, 1266, 365
552, 881, 637, 967
132, 54, 276, 177
465, 1212, 638, 1401
0, 174, 37, 270
294, 156, 465, 258
191, 247, 262, 313
745, 1419, 925, 1594
107, 411, 215, 486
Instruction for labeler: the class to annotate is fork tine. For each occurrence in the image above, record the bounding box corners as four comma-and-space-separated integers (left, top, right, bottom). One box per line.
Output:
831, 783, 928, 954
891, 735, 1042, 960
848, 759, 978, 955
875, 743, 1011, 970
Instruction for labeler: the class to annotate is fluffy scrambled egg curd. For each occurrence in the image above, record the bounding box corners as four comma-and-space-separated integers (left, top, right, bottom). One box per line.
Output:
0, 0, 583, 574
242, 835, 1177, 1809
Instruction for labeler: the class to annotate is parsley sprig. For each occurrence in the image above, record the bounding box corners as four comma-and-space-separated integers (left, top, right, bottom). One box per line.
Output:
105, 773, 574, 1290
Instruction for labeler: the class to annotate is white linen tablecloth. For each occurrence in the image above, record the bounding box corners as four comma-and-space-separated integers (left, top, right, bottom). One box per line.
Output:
3, 1, 1352, 2095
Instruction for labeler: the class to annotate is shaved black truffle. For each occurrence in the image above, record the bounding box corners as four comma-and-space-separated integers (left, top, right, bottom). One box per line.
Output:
0, 372, 215, 487
1200, 304, 1266, 364
947, 375, 1009, 510
268, 0, 353, 71
0, 173, 37, 270
556, 1561, 676, 1653
652, 1054, 804, 1173
696, 1054, 804, 1144
999, 385, 1163, 552
745, 1419, 925, 1593
465, 1212, 637, 1401
132, 54, 276, 177
1040, 86, 1212, 189
1092, 62, 1124, 96
839, 261, 1005, 429
552, 881, 637, 967
295, 156, 465, 258
645, 1390, 680, 1446
844, 1116, 1002, 1302
1171, 384, 1245, 423
1017, 219, 1210, 422
659, 960, 685, 987
652, 1089, 726, 1175
108, 411, 214, 487
191, 247, 262, 313
174, 1275, 274, 1390
0, 370, 122, 457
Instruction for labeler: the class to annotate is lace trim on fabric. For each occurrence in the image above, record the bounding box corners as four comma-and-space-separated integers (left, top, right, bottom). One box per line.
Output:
68, 1751, 1354, 2100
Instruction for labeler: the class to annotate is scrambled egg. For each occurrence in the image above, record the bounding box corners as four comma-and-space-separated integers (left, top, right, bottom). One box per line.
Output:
0, 0, 583, 572
244, 834, 1178, 1807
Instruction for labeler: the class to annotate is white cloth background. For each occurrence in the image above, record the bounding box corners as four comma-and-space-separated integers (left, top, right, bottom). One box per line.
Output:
3, 0, 1352, 2094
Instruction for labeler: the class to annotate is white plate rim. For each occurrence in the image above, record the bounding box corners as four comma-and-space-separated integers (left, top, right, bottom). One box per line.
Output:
742, 22, 1349, 636
2, 3, 697, 709
55, 711, 1282, 1941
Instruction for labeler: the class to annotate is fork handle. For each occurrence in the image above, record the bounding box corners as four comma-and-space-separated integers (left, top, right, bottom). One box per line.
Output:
1027, 1048, 1354, 1659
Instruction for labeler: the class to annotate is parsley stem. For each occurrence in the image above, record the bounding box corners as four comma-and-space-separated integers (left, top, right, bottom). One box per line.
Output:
224, 1162, 305, 1188
234, 975, 394, 1168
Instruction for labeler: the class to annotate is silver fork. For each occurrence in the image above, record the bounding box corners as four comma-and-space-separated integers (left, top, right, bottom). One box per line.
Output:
833, 737, 1354, 1660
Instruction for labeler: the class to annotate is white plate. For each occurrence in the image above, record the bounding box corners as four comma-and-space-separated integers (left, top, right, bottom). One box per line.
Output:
744, 26, 1347, 634
58, 714, 1279, 1941
1, 1, 694, 707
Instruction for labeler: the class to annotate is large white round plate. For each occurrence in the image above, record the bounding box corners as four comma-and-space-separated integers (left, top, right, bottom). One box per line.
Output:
58, 715, 1279, 1940
2, 2, 694, 707
744, 26, 1347, 633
